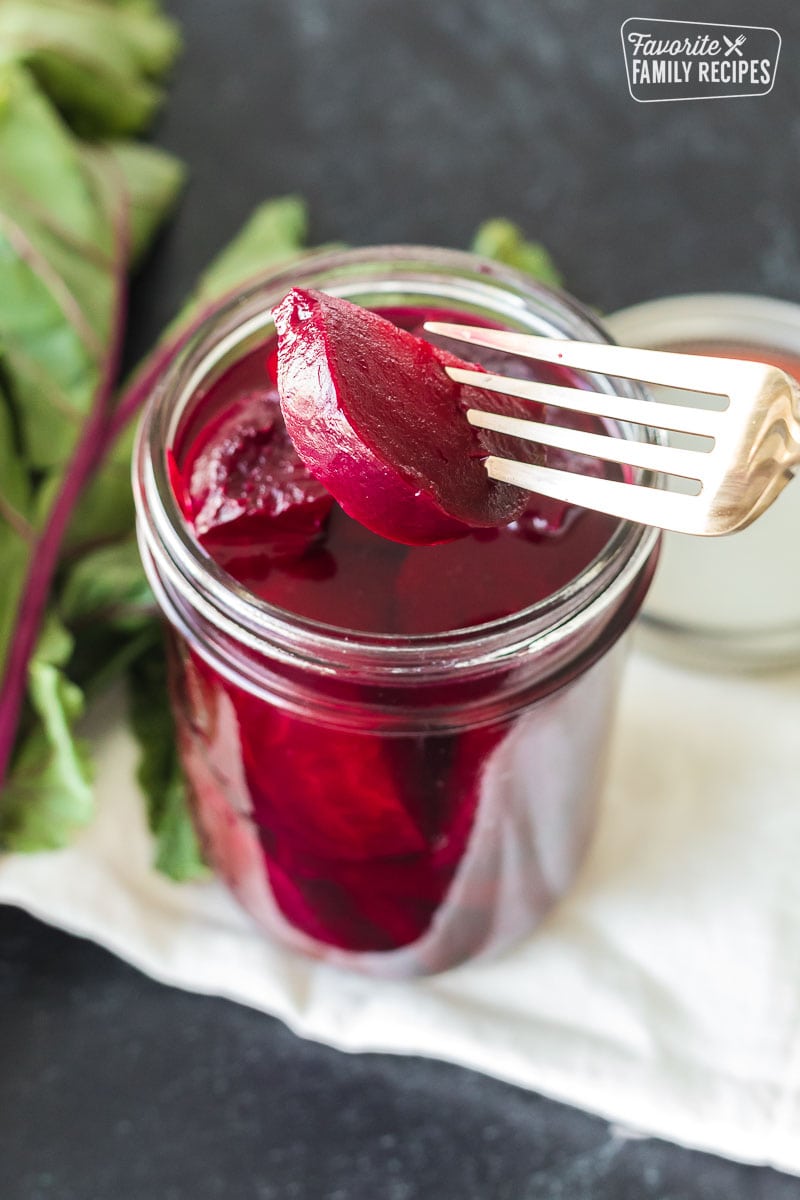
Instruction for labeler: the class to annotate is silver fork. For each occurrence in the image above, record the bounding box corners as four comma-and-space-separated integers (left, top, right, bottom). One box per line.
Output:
424, 322, 800, 536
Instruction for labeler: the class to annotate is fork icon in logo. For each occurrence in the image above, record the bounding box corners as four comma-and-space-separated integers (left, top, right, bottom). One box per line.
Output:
723, 34, 747, 56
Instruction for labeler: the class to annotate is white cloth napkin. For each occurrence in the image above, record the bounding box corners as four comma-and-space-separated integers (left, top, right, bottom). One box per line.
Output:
2, 647, 799, 1174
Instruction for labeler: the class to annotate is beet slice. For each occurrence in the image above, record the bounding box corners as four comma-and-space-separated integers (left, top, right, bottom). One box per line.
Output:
258, 837, 449, 951
230, 695, 429, 862
273, 288, 531, 546
184, 389, 333, 570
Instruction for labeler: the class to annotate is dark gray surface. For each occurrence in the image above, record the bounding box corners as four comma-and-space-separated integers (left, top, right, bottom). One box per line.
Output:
3, 905, 800, 1200
4, 0, 800, 1196
129, 0, 800, 363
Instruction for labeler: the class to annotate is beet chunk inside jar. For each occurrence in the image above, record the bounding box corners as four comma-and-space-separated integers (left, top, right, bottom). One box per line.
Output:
133, 246, 660, 977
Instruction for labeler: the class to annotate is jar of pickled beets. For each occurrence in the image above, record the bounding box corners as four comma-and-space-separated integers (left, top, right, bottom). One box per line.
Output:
134, 246, 660, 977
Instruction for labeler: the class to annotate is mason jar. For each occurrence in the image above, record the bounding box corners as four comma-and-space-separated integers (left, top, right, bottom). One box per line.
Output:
133, 246, 660, 977
608, 293, 800, 671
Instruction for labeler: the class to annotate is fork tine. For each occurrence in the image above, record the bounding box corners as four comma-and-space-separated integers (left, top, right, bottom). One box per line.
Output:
467, 408, 707, 481
426, 322, 769, 396
486, 457, 712, 535
447, 366, 721, 438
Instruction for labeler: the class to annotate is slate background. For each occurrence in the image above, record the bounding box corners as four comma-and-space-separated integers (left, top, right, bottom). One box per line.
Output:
3, 1, 800, 1196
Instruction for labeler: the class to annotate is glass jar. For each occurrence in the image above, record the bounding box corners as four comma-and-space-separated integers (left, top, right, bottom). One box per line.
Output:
133, 246, 660, 977
608, 293, 800, 671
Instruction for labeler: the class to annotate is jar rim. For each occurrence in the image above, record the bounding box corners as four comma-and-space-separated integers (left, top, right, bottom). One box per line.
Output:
134, 244, 660, 681
607, 291, 800, 353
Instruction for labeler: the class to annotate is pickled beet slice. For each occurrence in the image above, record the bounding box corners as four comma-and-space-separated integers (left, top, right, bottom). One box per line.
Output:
256, 727, 501, 951
184, 389, 333, 568
230, 696, 429, 862
259, 838, 449, 951
274, 288, 532, 546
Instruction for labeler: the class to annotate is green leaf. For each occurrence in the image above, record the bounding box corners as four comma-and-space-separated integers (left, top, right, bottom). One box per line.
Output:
471, 218, 563, 288
0, 0, 181, 137
150, 769, 208, 883
0, 50, 185, 809
0, 61, 127, 739
0, 2, 187, 850
64, 420, 137, 551
60, 538, 155, 632
128, 642, 207, 881
176, 195, 310, 320
0, 615, 94, 851
83, 140, 185, 267
59, 538, 158, 700
0, 62, 113, 472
